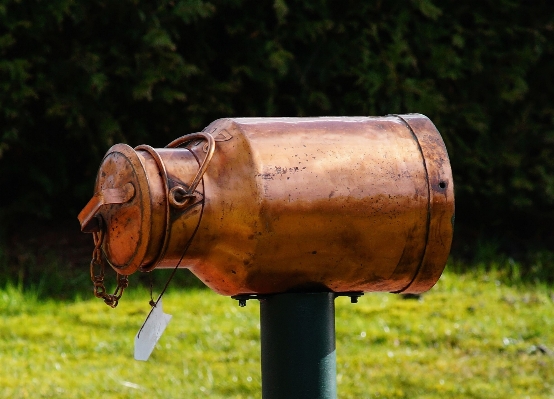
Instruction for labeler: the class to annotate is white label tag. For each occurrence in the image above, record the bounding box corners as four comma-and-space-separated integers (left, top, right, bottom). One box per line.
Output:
134, 299, 172, 361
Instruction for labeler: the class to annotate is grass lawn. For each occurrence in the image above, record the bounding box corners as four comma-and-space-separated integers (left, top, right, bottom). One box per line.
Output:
0, 268, 553, 398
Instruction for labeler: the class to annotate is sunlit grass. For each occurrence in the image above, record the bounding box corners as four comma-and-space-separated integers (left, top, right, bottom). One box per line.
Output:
1, 268, 553, 398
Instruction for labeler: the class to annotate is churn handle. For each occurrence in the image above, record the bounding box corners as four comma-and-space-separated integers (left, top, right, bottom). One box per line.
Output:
165, 132, 216, 201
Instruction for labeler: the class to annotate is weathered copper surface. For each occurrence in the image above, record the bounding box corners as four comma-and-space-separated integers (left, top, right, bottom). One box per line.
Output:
79, 114, 454, 295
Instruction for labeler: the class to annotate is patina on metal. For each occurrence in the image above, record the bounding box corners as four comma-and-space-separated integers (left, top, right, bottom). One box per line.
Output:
79, 114, 455, 299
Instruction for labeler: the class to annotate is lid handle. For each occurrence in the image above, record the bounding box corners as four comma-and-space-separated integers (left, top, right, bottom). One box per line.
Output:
78, 182, 136, 233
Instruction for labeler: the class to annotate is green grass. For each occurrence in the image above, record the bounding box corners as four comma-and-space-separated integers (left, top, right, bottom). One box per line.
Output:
1, 268, 553, 398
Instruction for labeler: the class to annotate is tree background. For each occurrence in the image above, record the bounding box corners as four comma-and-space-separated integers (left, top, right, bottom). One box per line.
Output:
0, 0, 553, 279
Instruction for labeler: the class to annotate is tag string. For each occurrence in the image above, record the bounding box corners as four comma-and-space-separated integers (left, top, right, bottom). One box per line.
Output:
138, 149, 205, 338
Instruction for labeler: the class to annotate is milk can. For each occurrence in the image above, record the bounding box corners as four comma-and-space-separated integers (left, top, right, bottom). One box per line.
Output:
78, 114, 454, 297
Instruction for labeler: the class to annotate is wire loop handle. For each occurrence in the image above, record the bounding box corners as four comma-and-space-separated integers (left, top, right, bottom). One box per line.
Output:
165, 132, 215, 208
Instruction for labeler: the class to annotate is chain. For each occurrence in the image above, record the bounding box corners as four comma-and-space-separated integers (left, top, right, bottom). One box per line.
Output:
90, 225, 129, 308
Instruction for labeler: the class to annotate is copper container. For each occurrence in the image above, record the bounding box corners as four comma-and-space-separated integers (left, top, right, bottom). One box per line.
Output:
79, 114, 454, 296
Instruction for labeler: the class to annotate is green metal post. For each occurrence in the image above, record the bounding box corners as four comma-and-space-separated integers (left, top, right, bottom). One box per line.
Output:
260, 292, 336, 399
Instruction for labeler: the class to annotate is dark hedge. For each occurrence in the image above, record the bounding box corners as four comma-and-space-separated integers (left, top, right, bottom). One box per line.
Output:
1, 0, 553, 252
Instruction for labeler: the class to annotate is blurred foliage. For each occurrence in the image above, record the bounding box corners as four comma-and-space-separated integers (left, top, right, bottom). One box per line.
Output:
0, 0, 553, 252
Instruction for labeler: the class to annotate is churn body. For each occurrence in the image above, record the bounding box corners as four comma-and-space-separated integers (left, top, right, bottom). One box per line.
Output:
79, 114, 454, 296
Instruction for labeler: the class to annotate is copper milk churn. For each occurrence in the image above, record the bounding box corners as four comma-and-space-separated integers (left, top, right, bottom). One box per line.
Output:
79, 114, 454, 296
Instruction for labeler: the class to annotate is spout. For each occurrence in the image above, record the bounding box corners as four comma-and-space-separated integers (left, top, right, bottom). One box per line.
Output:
78, 182, 135, 232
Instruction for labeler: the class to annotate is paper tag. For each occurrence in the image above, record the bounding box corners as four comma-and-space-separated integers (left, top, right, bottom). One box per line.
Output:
134, 299, 172, 361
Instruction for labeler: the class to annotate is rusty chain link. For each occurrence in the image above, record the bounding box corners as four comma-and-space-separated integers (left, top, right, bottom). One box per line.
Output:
90, 220, 129, 308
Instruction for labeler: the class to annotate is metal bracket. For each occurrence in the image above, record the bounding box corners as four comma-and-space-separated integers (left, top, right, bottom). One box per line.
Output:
231, 291, 364, 307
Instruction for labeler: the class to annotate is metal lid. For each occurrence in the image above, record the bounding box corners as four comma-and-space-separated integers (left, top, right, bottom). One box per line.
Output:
79, 144, 152, 275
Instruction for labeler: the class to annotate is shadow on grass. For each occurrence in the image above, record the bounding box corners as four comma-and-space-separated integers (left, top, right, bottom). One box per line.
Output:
448, 243, 554, 287
2, 223, 553, 300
